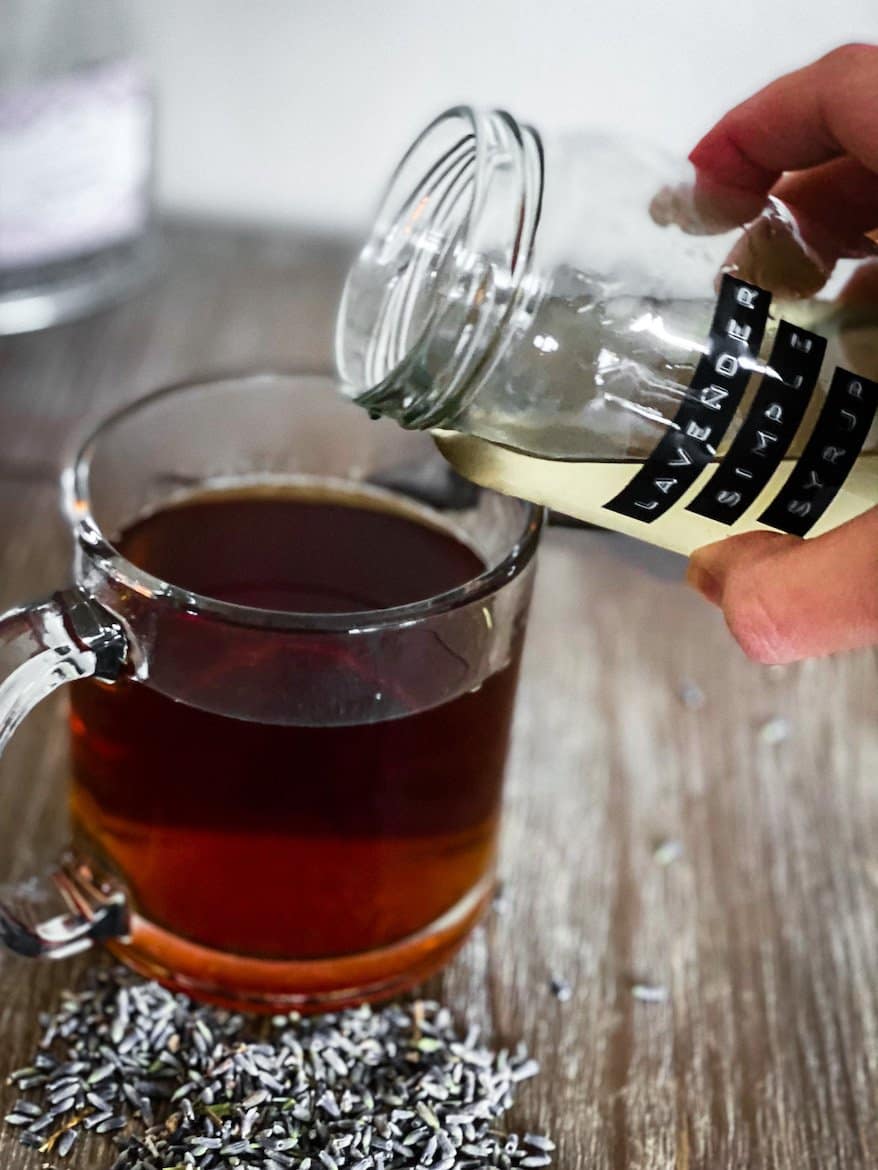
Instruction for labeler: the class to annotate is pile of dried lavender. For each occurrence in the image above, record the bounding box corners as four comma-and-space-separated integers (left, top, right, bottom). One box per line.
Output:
4, 968, 553, 1170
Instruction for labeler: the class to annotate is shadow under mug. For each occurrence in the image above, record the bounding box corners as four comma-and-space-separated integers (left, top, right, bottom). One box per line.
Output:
0, 373, 541, 1010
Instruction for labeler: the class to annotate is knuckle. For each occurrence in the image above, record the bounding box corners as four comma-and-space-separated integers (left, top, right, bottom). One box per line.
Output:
721, 569, 794, 665
821, 42, 878, 74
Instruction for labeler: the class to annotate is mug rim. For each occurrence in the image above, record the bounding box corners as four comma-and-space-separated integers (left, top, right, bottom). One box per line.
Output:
66, 370, 544, 633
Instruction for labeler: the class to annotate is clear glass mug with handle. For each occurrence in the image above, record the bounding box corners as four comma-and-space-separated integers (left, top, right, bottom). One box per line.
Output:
0, 373, 540, 1010
336, 107, 878, 555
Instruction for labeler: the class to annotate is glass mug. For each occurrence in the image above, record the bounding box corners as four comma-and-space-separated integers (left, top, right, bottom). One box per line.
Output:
0, 373, 541, 1010
337, 107, 878, 555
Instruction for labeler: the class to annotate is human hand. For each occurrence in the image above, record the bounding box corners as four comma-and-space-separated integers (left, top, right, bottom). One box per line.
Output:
685, 44, 878, 663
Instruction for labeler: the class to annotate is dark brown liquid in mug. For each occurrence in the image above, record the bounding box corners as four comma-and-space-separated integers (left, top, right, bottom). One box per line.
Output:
69, 491, 521, 960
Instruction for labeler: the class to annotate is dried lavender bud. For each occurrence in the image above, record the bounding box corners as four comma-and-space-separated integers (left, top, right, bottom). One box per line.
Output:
3, 966, 553, 1169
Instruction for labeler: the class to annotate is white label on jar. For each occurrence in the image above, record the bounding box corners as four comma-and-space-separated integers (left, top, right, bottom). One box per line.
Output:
0, 59, 152, 269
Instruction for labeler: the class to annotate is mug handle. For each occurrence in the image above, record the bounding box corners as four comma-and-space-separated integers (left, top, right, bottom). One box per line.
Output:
0, 588, 130, 959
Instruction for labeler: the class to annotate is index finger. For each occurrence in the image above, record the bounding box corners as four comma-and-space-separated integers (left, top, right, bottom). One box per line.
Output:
690, 43, 878, 224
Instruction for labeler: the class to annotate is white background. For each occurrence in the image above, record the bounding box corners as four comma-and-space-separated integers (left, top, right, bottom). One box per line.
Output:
129, 0, 877, 234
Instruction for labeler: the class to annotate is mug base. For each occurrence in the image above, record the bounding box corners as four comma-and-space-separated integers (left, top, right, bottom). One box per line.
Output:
103, 876, 493, 1013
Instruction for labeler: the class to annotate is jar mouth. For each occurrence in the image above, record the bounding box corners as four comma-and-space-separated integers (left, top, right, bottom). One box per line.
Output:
335, 106, 544, 429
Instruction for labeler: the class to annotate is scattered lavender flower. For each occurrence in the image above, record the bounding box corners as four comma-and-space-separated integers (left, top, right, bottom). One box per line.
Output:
4, 967, 552, 1169
652, 838, 684, 867
548, 978, 572, 1004
677, 680, 706, 710
758, 715, 791, 745
630, 982, 669, 1005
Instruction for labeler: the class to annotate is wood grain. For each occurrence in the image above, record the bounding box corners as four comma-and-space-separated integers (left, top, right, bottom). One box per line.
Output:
0, 221, 876, 1169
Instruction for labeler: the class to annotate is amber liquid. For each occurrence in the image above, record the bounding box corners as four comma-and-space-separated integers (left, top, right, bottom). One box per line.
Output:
70, 491, 521, 965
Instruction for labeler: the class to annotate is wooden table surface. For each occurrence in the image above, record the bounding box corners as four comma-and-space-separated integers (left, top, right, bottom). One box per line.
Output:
0, 222, 876, 1170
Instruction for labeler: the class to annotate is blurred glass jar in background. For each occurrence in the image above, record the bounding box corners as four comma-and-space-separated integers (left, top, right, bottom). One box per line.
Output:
0, 0, 158, 334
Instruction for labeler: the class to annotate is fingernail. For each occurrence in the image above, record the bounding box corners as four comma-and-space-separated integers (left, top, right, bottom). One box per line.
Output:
686, 562, 722, 604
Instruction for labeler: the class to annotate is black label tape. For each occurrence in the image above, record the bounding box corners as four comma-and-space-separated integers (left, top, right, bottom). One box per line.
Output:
759, 367, 878, 536
686, 320, 825, 524
605, 276, 770, 523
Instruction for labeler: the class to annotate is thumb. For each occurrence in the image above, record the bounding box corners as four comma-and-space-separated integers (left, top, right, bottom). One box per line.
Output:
687, 507, 878, 663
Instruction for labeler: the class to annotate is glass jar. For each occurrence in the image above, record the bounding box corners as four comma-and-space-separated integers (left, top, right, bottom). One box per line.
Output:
0, 0, 158, 334
336, 107, 878, 556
